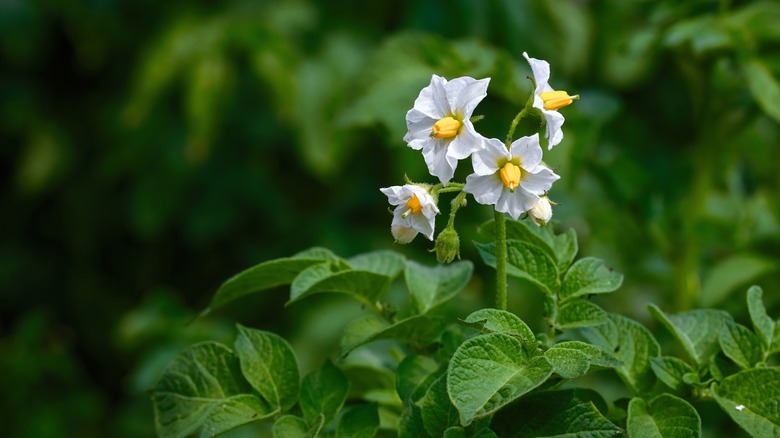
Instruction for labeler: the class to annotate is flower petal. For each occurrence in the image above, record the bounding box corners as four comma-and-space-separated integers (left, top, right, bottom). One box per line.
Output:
451, 77, 490, 117
542, 110, 565, 149
523, 52, 551, 92
422, 140, 456, 185
472, 137, 508, 176
413, 74, 450, 119
496, 186, 538, 220
410, 212, 435, 240
522, 166, 560, 194
510, 134, 542, 170
404, 109, 437, 146
380, 186, 406, 206
447, 124, 484, 160
391, 224, 419, 244
464, 173, 502, 206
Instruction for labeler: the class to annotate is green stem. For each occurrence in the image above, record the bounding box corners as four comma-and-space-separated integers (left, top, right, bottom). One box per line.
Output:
505, 108, 527, 147
544, 294, 558, 345
494, 210, 507, 310
448, 191, 468, 228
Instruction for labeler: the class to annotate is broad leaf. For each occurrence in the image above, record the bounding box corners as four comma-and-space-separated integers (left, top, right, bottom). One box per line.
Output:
553, 341, 622, 368
712, 368, 780, 437
553, 228, 578, 272
405, 260, 473, 315
396, 354, 440, 404
347, 250, 406, 278
475, 240, 559, 295
491, 389, 622, 437
747, 285, 775, 350
234, 324, 300, 412
336, 403, 380, 438
650, 356, 696, 391
743, 57, 780, 123
398, 403, 429, 438
582, 313, 660, 394
447, 333, 553, 425
340, 314, 446, 356
460, 308, 536, 343
272, 414, 324, 438
560, 257, 623, 303
557, 300, 607, 330
627, 394, 701, 438
719, 320, 764, 369
700, 254, 776, 306
300, 359, 350, 426
289, 266, 394, 306
151, 342, 273, 438
648, 305, 732, 367
208, 256, 326, 311
443, 427, 466, 438
420, 375, 459, 437
544, 346, 590, 379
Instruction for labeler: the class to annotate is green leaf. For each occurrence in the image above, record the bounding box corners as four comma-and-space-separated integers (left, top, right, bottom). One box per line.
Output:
480, 217, 557, 261
272, 414, 324, 438
475, 240, 559, 295
398, 403, 430, 438
300, 359, 350, 426
289, 266, 393, 306
491, 389, 622, 438
553, 340, 622, 368
151, 342, 273, 438
700, 254, 776, 306
460, 308, 536, 343
648, 305, 732, 367
396, 354, 440, 404
742, 58, 780, 123
404, 260, 473, 315
582, 313, 660, 394
712, 368, 780, 437
208, 256, 325, 311
650, 356, 696, 391
747, 285, 775, 350
336, 404, 380, 438
557, 300, 608, 330
340, 314, 446, 356
443, 427, 466, 438
553, 228, 578, 272
544, 346, 590, 379
420, 375, 459, 437
719, 320, 764, 369
560, 257, 623, 303
447, 333, 553, 425
627, 394, 701, 438
234, 324, 300, 412
347, 250, 406, 278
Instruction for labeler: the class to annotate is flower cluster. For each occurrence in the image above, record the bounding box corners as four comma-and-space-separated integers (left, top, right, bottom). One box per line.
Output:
381, 53, 577, 247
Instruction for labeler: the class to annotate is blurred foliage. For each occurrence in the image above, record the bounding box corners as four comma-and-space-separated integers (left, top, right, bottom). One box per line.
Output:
2, 0, 780, 436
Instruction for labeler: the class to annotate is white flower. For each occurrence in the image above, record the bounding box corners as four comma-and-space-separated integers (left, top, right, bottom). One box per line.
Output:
380, 184, 440, 243
528, 196, 553, 226
523, 52, 578, 149
403, 75, 490, 185
463, 134, 560, 220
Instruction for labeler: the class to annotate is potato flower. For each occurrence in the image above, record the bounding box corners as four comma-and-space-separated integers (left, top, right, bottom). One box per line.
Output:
523, 52, 578, 149
380, 184, 440, 243
528, 196, 553, 226
463, 135, 559, 220
403, 75, 490, 184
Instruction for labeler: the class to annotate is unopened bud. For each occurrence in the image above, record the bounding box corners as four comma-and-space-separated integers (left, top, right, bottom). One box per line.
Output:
528, 197, 553, 226
434, 228, 460, 264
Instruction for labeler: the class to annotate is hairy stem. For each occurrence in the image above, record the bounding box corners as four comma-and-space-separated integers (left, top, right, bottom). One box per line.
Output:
494, 210, 507, 310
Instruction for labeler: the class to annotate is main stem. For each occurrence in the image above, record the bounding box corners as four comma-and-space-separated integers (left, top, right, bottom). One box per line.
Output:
494, 210, 507, 310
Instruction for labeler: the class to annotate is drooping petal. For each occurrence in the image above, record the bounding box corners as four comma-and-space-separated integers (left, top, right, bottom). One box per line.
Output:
391, 224, 419, 244
496, 186, 539, 220
451, 77, 490, 117
464, 173, 503, 206
410, 212, 435, 240
521, 166, 560, 195
523, 52, 552, 93
472, 137, 509, 176
447, 124, 483, 160
542, 110, 565, 149
510, 134, 542, 170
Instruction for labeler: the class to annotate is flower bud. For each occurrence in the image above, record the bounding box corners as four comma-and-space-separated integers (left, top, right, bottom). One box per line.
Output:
434, 228, 460, 264
528, 196, 553, 226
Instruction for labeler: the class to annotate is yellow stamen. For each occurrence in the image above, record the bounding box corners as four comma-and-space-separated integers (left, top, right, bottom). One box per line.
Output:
500, 163, 522, 193
431, 117, 460, 138
539, 90, 579, 111
402, 194, 423, 218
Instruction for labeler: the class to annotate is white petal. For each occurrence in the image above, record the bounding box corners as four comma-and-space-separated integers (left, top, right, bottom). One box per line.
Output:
522, 166, 560, 194
523, 52, 551, 93
404, 109, 436, 146
450, 77, 490, 117
380, 186, 405, 206
472, 137, 508, 176
510, 134, 542, 170
543, 110, 565, 149
391, 224, 418, 244
447, 124, 483, 160
407, 185, 440, 214
464, 173, 502, 206
410, 212, 435, 240
422, 141, 455, 185
496, 186, 538, 220
528, 197, 553, 226
413, 74, 450, 119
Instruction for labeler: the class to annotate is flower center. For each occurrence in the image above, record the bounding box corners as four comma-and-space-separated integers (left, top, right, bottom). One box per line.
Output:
430, 117, 460, 138
402, 194, 423, 218
539, 90, 579, 111
500, 163, 522, 192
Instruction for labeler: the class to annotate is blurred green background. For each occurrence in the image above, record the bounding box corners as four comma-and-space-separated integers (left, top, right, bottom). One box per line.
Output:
2, 0, 780, 436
